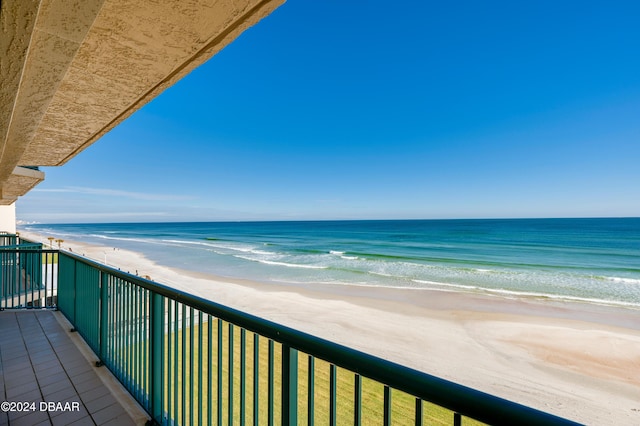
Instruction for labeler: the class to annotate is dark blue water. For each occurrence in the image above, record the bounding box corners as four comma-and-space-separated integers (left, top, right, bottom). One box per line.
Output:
23, 218, 640, 307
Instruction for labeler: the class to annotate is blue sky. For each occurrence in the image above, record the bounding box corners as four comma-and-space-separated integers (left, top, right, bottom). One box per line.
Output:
17, 1, 640, 223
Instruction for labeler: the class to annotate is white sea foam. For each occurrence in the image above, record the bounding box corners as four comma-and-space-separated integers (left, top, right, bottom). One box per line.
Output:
162, 239, 257, 253
252, 249, 276, 255
270, 277, 639, 308
260, 260, 327, 269
603, 276, 640, 285
89, 234, 154, 244
412, 279, 477, 290
411, 280, 640, 308
162, 239, 216, 247
234, 255, 328, 269
370, 271, 395, 278
329, 250, 345, 255
482, 288, 640, 308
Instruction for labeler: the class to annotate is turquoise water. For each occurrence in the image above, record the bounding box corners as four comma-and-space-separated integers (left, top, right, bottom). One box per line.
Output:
23, 218, 640, 307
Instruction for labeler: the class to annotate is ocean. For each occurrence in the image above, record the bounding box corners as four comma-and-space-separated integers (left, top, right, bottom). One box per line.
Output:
22, 218, 640, 308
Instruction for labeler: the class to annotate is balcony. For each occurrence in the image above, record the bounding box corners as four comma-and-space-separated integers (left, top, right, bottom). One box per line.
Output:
0, 235, 579, 425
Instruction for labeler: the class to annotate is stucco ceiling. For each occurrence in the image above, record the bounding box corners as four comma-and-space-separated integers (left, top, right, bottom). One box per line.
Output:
0, 0, 283, 205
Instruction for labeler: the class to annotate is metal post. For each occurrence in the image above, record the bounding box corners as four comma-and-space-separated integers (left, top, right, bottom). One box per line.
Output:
384, 386, 391, 426
354, 374, 362, 426
150, 292, 164, 424
72, 258, 78, 324
268, 340, 274, 426
228, 323, 234, 426
308, 356, 314, 426
415, 398, 423, 426
329, 365, 337, 426
253, 334, 259, 425
454, 412, 462, 426
281, 344, 298, 425
240, 328, 246, 426
217, 319, 223, 426
99, 272, 108, 365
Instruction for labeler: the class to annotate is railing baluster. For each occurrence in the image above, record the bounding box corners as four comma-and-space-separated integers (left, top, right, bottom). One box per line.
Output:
127, 281, 132, 390
46, 252, 51, 306
354, 374, 362, 426
130, 282, 135, 391
141, 287, 146, 404
217, 319, 223, 426
199, 311, 204, 426
167, 300, 173, 424
454, 412, 462, 426
150, 292, 163, 424
109, 277, 114, 373
415, 398, 423, 426
131, 285, 138, 400
181, 303, 187, 426
117, 279, 123, 380
109, 278, 113, 369
144, 288, 150, 408
37, 251, 42, 306
253, 333, 259, 426
228, 323, 234, 426
99, 272, 108, 366
174, 300, 179, 424
190, 306, 195, 426
268, 339, 274, 426
329, 364, 337, 426
72, 257, 78, 326
132, 286, 138, 403
282, 343, 298, 425
132, 283, 138, 397
208, 314, 213, 426
3, 251, 6, 308
384, 386, 391, 426
308, 356, 314, 426
240, 328, 246, 426
1, 251, 5, 309
105, 277, 111, 365
49, 253, 53, 303
5, 251, 9, 308
122, 280, 128, 385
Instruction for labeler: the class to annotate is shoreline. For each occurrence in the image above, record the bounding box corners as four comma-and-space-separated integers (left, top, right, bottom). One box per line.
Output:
19, 230, 640, 424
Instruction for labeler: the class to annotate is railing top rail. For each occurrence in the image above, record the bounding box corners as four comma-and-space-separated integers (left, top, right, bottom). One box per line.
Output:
0, 248, 57, 253
0, 236, 43, 248
58, 250, 580, 426
0, 244, 44, 250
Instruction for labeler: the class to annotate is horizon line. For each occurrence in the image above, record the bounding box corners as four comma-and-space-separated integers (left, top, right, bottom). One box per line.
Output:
17, 215, 640, 226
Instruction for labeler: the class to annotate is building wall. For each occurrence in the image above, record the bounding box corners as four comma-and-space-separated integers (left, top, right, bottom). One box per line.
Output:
0, 204, 16, 233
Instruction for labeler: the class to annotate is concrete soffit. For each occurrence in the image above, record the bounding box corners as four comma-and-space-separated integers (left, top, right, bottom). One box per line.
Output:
0, 0, 285, 205
0, 166, 45, 205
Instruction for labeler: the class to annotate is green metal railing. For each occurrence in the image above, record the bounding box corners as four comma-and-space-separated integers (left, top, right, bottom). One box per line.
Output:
0, 236, 57, 309
0, 235, 580, 425
51, 250, 580, 426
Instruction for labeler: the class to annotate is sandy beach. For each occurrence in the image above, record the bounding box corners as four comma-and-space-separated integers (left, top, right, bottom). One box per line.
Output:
21, 230, 640, 425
